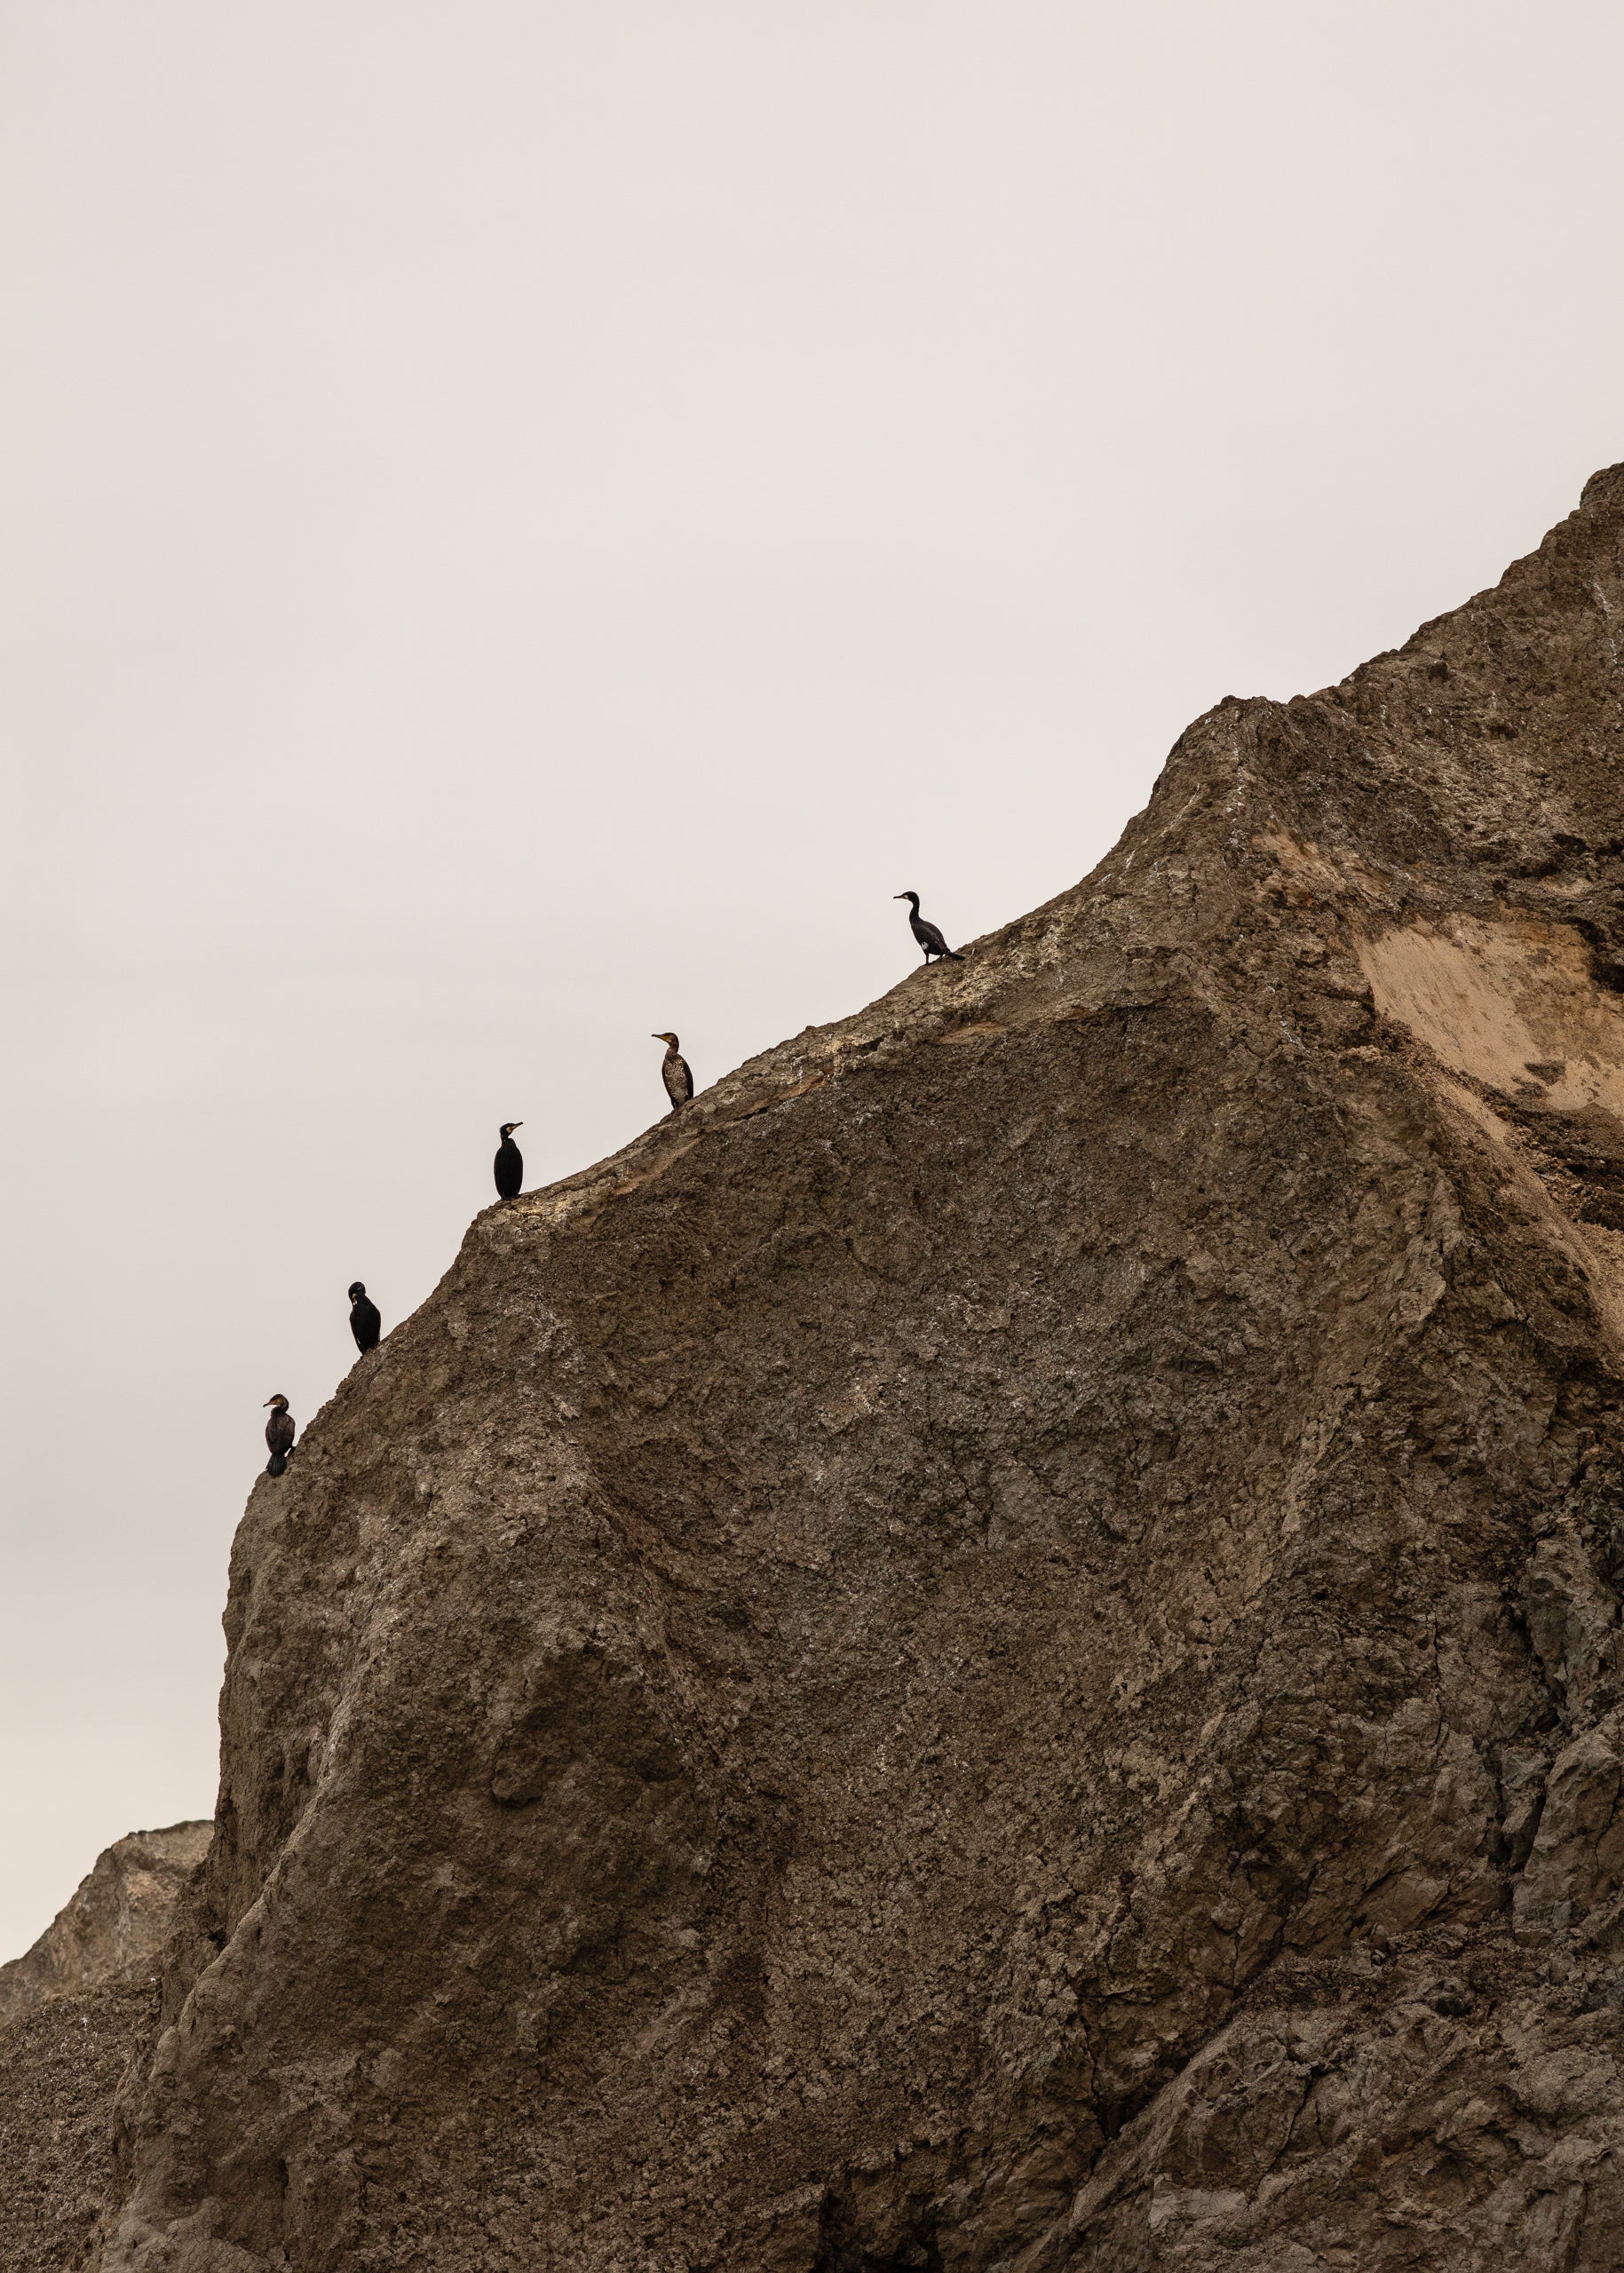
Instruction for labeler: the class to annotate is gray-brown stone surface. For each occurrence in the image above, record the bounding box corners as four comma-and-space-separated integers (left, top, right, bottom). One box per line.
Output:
67, 468, 1624, 2265
0, 1825, 209, 2273
0, 1981, 164, 2273
0, 1822, 211, 2028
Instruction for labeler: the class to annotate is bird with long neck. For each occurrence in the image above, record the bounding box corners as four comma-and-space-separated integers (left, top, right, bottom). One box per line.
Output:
493, 1122, 524, 1200
894, 890, 964, 963
263, 1395, 295, 1477
652, 1033, 693, 1112
348, 1281, 381, 1355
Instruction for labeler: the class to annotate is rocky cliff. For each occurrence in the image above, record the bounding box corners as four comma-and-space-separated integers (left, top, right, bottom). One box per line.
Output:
77, 468, 1624, 2268
0, 1823, 211, 2030
0, 1823, 209, 2273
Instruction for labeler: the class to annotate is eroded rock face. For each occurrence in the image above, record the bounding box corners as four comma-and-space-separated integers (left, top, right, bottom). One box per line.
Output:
0, 1824, 209, 2273
0, 1822, 211, 2026
0, 1981, 165, 2273
97, 468, 1624, 2268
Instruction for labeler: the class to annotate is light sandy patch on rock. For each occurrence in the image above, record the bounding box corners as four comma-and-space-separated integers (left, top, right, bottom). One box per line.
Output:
1359, 915, 1624, 1117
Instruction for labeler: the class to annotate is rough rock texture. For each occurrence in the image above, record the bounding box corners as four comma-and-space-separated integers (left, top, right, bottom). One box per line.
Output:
91, 469, 1624, 2269
1, 1983, 164, 2273
0, 1822, 212, 2026
0, 1826, 208, 2272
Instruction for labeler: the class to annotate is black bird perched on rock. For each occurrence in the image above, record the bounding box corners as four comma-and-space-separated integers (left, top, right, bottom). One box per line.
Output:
348, 1282, 381, 1354
652, 1032, 693, 1112
494, 1122, 524, 1200
264, 1395, 295, 1477
895, 890, 963, 963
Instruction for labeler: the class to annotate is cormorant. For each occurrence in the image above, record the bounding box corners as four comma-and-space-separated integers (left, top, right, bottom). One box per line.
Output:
264, 1395, 295, 1477
652, 1033, 693, 1112
348, 1281, 381, 1354
494, 1122, 524, 1200
895, 891, 963, 963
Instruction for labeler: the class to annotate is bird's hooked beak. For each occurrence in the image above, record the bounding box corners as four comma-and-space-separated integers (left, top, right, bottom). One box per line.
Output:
893, 893, 907, 899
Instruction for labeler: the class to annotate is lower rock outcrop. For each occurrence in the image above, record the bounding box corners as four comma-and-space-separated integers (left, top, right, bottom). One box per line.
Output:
0, 1823, 211, 2028
0, 1824, 209, 2273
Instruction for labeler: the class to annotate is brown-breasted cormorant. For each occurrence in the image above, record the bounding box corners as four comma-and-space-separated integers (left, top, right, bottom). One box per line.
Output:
652, 1033, 693, 1111
348, 1282, 382, 1354
895, 891, 963, 963
264, 1395, 295, 1477
494, 1122, 524, 1200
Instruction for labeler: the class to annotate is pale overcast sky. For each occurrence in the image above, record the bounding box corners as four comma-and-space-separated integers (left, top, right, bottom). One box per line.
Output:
4, 0, 1622, 1956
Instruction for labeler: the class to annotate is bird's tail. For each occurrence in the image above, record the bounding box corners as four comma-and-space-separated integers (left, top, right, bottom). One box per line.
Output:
266, 1453, 287, 1477
946, 947, 965, 961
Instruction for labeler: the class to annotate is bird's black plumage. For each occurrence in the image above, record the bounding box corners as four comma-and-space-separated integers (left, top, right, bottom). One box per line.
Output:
895, 890, 964, 963
264, 1395, 295, 1477
348, 1281, 381, 1354
652, 1033, 693, 1112
494, 1122, 524, 1200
